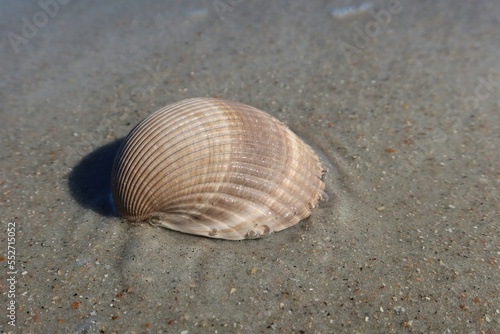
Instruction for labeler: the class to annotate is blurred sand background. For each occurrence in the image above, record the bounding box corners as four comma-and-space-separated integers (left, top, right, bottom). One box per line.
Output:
1, 0, 499, 333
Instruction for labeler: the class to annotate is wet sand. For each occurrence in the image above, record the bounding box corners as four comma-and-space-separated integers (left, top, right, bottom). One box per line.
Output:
1, 0, 499, 333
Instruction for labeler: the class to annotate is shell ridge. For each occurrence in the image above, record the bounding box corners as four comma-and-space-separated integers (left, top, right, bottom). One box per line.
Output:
152, 181, 310, 232
152, 210, 249, 240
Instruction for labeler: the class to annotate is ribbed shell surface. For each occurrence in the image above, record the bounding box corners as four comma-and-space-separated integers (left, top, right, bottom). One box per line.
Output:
111, 98, 325, 240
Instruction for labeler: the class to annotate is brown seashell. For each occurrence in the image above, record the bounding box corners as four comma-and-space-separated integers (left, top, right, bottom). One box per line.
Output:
111, 98, 325, 240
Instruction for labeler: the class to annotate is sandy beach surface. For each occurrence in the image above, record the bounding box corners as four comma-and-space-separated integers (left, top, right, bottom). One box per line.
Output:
1, 0, 499, 333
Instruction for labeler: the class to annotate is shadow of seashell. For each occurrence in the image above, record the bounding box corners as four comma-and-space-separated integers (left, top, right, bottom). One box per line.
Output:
68, 139, 123, 217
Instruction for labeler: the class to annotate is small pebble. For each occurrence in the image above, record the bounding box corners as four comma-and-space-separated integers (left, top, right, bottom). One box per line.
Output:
330, 2, 374, 19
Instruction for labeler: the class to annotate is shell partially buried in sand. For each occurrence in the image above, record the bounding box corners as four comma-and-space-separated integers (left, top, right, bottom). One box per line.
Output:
111, 97, 326, 240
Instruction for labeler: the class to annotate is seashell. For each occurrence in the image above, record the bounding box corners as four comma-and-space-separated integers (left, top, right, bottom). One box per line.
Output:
111, 97, 325, 240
